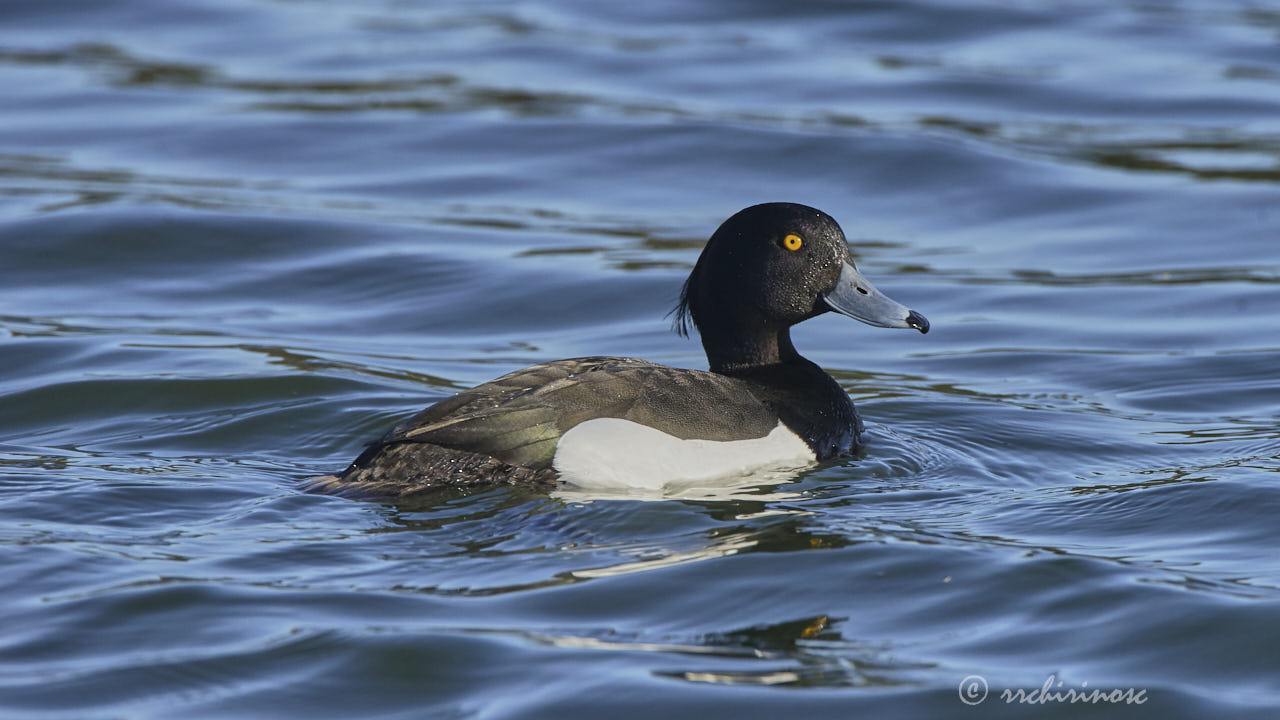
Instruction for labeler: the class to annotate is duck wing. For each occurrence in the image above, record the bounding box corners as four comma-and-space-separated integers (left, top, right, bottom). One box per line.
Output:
353, 356, 781, 471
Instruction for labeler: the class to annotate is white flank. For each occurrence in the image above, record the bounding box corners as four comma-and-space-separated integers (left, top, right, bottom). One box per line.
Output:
552, 418, 816, 491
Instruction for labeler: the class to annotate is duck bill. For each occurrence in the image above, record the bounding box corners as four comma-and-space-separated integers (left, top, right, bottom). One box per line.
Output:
822, 261, 929, 333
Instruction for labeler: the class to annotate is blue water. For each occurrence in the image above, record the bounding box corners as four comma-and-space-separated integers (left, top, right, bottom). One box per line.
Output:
1, 0, 1278, 717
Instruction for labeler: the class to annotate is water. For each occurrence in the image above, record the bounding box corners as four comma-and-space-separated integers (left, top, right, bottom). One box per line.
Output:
2, 0, 1278, 717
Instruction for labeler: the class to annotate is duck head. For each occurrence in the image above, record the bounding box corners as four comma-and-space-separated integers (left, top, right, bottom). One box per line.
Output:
674, 202, 928, 372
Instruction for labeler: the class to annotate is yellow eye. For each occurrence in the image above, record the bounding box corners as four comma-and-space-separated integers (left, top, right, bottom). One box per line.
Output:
783, 233, 803, 251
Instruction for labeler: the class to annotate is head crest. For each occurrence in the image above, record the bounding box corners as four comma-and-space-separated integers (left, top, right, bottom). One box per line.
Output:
669, 272, 695, 337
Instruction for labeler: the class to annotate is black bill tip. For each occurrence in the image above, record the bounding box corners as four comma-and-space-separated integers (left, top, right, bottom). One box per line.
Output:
906, 310, 930, 334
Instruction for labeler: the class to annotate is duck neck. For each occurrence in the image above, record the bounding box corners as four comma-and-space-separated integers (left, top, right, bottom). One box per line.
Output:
699, 317, 858, 458
700, 320, 805, 374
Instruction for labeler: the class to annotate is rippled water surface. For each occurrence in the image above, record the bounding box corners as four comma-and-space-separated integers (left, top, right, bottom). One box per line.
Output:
2, 0, 1279, 717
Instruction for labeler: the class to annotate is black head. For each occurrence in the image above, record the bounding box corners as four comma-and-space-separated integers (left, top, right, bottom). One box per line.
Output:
673, 202, 927, 371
